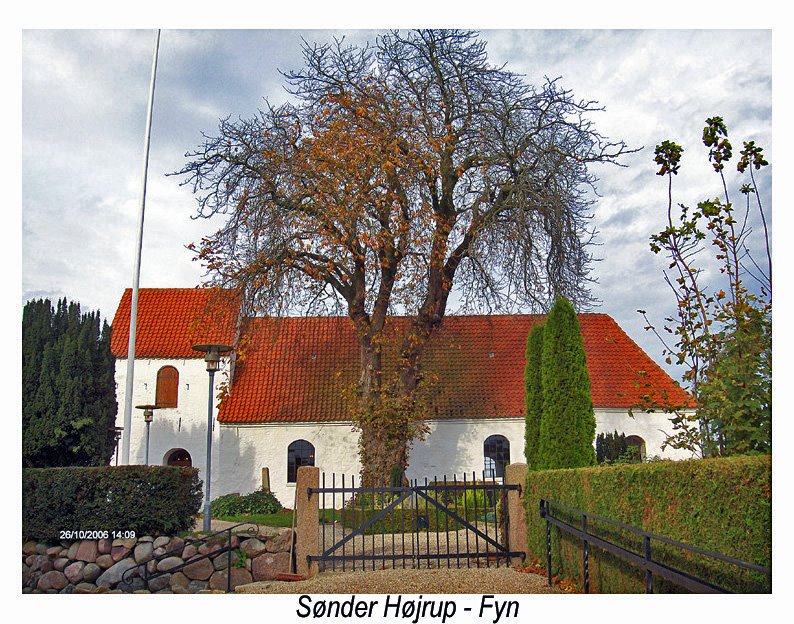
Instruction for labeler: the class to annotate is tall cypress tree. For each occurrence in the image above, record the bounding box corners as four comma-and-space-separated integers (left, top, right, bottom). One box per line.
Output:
524, 323, 544, 470
22, 298, 117, 467
537, 296, 596, 469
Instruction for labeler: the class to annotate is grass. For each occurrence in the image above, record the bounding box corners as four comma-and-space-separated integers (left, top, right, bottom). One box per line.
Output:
213, 509, 345, 527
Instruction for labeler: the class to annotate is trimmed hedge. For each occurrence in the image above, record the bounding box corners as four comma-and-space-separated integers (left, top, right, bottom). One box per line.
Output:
211, 488, 282, 518
524, 455, 771, 593
23, 465, 203, 540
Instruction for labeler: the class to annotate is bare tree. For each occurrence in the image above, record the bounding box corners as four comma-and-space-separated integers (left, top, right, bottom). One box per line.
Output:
176, 30, 632, 481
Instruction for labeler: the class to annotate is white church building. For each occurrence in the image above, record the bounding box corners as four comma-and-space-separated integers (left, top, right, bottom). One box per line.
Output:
111, 288, 695, 505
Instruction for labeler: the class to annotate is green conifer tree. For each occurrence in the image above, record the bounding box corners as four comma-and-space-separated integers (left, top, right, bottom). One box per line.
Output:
524, 323, 544, 470
536, 296, 596, 469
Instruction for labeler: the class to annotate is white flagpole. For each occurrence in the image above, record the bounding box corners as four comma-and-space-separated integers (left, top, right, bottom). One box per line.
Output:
121, 29, 161, 465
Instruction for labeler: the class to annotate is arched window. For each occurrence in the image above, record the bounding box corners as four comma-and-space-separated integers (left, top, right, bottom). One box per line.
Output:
625, 435, 647, 462
165, 448, 192, 467
484, 435, 510, 478
156, 366, 179, 408
287, 440, 315, 483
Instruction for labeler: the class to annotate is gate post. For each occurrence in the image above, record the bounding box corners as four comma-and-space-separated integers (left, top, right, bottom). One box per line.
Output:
504, 463, 528, 567
295, 466, 320, 578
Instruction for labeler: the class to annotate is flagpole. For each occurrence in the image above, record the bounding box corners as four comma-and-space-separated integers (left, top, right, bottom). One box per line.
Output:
121, 28, 161, 465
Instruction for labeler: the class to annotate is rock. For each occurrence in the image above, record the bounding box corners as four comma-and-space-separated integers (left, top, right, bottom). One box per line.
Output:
153, 536, 170, 549
147, 560, 158, 575
134, 542, 154, 563
75, 582, 98, 594
118, 576, 147, 593
95, 554, 114, 569
182, 544, 198, 560
155, 589, 173, 594
66, 542, 80, 560
59, 584, 75, 594
35, 543, 49, 555
147, 574, 171, 593
53, 557, 70, 572
22, 563, 30, 587
257, 526, 281, 539
208, 568, 252, 592
25, 555, 36, 567
112, 538, 137, 550
240, 538, 267, 559
168, 537, 185, 556
187, 580, 208, 592
64, 561, 85, 584
169, 572, 190, 591
27, 571, 42, 589
96, 558, 138, 588
138, 535, 154, 543
157, 556, 184, 573
22, 541, 38, 556
46, 546, 63, 557
75, 540, 98, 563
212, 550, 243, 570
183, 557, 214, 581
30, 555, 53, 573
111, 544, 132, 562
97, 538, 112, 555
22, 587, 32, 594
37, 570, 68, 591
251, 552, 290, 582
82, 563, 102, 582
154, 547, 167, 557
94, 586, 110, 594
266, 529, 294, 553
133, 589, 151, 594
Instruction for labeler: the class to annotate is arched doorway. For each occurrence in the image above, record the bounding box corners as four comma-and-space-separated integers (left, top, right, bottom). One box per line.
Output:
483, 434, 510, 479
625, 435, 647, 462
164, 448, 192, 467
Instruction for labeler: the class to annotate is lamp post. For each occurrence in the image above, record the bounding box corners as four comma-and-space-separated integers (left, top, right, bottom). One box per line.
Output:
135, 404, 161, 465
110, 426, 124, 466
192, 343, 233, 532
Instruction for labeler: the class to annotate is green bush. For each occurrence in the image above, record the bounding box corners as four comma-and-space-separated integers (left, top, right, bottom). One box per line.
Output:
524, 455, 771, 593
23, 465, 202, 541
211, 488, 282, 518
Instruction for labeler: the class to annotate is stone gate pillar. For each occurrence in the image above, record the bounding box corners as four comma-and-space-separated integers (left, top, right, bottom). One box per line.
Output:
295, 466, 320, 578
505, 463, 529, 567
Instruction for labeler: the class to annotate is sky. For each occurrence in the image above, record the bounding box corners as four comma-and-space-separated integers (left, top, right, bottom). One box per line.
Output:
21, 28, 773, 384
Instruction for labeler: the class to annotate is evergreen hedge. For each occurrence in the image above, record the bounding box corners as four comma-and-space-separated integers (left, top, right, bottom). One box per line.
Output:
524, 455, 771, 593
23, 466, 203, 541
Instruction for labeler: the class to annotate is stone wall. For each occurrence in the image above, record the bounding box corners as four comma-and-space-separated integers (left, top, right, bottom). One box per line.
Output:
22, 527, 293, 594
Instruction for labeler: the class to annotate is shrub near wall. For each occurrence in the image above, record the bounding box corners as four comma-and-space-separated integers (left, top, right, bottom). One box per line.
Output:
23, 466, 203, 541
524, 455, 771, 593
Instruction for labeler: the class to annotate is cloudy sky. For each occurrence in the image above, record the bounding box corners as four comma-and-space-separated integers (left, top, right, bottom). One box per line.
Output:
21, 28, 772, 383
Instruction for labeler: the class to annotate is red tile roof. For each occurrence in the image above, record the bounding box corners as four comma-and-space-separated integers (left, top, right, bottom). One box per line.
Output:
216, 314, 694, 424
110, 289, 693, 421
110, 288, 240, 359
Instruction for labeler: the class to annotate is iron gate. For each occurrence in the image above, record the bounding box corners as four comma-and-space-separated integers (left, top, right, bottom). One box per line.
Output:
308, 473, 525, 571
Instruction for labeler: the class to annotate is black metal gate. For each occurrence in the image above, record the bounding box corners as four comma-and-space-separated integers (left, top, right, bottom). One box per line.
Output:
308, 473, 525, 571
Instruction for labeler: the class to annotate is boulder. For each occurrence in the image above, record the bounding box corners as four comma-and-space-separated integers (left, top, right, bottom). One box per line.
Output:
147, 573, 171, 593
59, 584, 76, 594
35, 543, 49, 555
22, 541, 38, 556
95, 554, 114, 569
97, 538, 112, 555
181, 544, 199, 560
46, 546, 63, 557
266, 529, 294, 553
37, 571, 68, 591
156, 556, 185, 573
169, 572, 190, 591
111, 544, 132, 562
82, 563, 102, 582
74, 582, 97, 594
183, 556, 214, 581
212, 550, 243, 570
66, 542, 80, 560
153, 536, 170, 549
22, 563, 30, 587
168, 537, 185, 556
240, 538, 267, 559
187, 580, 208, 592
118, 576, 147, 593
30, 555, 53, 574
251, 552, 290, 582
53, 557, 70, 572
96, 558, 138, 588
137, 535, 154, 543
112, 538, 137, 550
64, 561, 85, 584
134, 542, 154, 564
208, 568, 252, 592
75, 540, 98, 563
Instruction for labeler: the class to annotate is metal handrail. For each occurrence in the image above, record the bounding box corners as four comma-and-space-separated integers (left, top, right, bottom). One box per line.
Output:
540, 498, 770, 593
121, 522, 260, 593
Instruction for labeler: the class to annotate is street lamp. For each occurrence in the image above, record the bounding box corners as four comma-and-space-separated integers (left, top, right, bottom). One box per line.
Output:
192, 343, 233, 532
135, 404, 161, 465
110, 426, 124, 466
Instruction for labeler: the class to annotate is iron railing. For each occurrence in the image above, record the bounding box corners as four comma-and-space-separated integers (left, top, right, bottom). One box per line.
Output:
540, 499, 770, 593
121, 522, 260, 593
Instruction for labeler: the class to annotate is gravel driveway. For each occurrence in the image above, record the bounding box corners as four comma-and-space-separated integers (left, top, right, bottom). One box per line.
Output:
237, 567, 559, 594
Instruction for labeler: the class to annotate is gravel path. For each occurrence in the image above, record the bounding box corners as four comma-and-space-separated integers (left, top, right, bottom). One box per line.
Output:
237, 567, 558, 594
